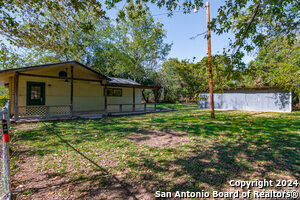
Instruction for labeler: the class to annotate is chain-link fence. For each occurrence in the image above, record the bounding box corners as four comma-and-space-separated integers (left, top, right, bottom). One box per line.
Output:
0, 100, 11, 200
0, 144, 3, 198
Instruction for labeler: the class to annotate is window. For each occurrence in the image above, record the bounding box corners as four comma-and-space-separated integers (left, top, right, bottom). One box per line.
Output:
31, 86, 41, 100
105, 88, 122, 97
26, 82, 45, 105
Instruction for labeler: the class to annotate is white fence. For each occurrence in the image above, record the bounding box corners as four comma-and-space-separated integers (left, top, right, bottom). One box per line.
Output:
0, 100, 11, 200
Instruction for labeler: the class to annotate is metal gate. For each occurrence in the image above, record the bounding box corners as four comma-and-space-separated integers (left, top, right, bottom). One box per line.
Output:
0, 100, 11, 200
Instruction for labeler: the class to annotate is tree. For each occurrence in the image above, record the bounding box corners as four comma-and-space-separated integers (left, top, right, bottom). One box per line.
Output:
160, 55, 240, 103
111, 2, 171, 82
243, 36, 300, 104
2, 0, 298, 61
197, 55, 241, 91
1, 1, 105, 46
160, 58, 187, 102
0, 1, 118, 70
113, 0, 299, 63
0, 1, 114, 68
0, 85, 9, 107
18, 7, 111, 65
0, 43, 25, 69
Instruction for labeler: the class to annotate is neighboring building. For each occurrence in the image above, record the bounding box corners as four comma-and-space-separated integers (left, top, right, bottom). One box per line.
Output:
199, 88, 292, 112
0, 61, 157, 121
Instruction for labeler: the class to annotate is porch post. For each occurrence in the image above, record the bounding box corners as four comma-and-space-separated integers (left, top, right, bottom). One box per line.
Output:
70, 66, 74, 117
14, 72, 19, 121
133, 87, 135, 112
104, 86, 107, 112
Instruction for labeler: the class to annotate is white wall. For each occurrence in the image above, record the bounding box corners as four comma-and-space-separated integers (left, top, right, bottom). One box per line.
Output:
18, 76, 143, 112
199, 90, 292, 112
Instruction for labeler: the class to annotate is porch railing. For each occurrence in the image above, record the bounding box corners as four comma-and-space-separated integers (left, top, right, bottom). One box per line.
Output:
107, 103, 156, 113
15, 103, 156, 120
17, 105, 72, 120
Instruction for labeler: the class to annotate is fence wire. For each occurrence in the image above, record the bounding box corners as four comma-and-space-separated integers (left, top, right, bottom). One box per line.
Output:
0, 100, 11, 200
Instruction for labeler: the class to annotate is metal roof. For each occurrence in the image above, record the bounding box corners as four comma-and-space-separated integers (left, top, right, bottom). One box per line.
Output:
107, 77, 141, 86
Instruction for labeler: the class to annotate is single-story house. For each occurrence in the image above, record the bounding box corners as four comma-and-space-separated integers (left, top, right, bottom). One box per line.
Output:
199, 87, 293, 112
0, 61, 158, 121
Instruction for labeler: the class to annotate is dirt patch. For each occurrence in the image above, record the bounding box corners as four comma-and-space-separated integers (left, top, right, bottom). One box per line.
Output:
13, 156, 154, 200
128, 129, 192, 147
250, 113, 278, 117
13, 123, 36, 132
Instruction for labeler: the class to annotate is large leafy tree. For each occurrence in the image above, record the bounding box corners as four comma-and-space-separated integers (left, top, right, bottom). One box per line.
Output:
160, 58, 188, 102
1, 1, 105, 46
160, 55, 241, 102
2, 0, 298, 60
110, 0, 299, 63
112, 2, 171, 82
11, 5, 111, 65
243, 36, 300, 103
0, 1, 117, 70
1, 1, 171, 76
197, 55, 241, 91
0, 43, 25, 69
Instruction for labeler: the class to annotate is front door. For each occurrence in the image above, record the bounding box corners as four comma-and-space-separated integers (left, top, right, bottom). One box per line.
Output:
26, 82, 45, 105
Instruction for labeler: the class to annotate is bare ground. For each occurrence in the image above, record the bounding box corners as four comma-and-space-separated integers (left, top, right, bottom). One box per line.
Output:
11, 128, 193, 199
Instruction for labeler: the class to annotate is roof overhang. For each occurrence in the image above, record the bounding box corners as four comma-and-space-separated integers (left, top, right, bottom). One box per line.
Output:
0, 61, 109, 82
104, 83, 158, 89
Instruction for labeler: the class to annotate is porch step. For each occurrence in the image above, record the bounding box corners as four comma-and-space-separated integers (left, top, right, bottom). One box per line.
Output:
78, 113, 103, 119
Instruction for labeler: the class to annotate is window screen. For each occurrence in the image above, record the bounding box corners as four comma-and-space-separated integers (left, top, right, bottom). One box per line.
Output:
31, 86, 41, 100
105, 88, 122, 97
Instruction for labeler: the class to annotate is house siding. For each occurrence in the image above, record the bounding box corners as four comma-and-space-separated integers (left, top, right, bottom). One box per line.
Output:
15, 66, 143, 113
18, 76, 70, 106
74, 81, 104, 111
9, 76, 14, 115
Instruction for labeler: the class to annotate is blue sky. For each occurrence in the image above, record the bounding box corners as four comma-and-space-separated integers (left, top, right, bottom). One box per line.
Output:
108, 1, 255, 64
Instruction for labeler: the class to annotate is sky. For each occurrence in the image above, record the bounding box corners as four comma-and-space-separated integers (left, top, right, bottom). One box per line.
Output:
108, 1, 255, 64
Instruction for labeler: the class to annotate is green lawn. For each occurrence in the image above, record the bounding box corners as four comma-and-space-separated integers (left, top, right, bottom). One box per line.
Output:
11, 104, 300, 199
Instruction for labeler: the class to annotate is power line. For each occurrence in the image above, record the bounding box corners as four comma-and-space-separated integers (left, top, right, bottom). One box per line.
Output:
189, 31, 206, 40
152, 10, 181, 16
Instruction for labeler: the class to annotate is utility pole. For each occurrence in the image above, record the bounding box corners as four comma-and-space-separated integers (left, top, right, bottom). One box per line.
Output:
206, 1, 215, 118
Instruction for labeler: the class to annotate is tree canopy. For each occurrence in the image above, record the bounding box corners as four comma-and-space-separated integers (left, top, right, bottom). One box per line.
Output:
2, 0, 298, 54
243, 36, 300, 102
0, 0, 298, 105
159, 55, 242, 102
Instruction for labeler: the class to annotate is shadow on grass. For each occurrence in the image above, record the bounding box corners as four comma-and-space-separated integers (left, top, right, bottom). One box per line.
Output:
20, 171, 130, 199
13, 108, 300, 197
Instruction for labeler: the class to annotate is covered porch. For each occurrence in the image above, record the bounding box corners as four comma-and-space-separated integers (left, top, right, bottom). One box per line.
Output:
0, 61, 158, 122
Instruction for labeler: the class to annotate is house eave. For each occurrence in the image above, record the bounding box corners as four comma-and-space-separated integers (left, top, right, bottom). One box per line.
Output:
0, 61, 110, 80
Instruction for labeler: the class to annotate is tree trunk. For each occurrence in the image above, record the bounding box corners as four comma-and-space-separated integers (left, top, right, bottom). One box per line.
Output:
142, 90, 149, 103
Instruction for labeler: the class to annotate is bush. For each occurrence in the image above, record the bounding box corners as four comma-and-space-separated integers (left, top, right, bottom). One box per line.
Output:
0, 86, 9, 107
